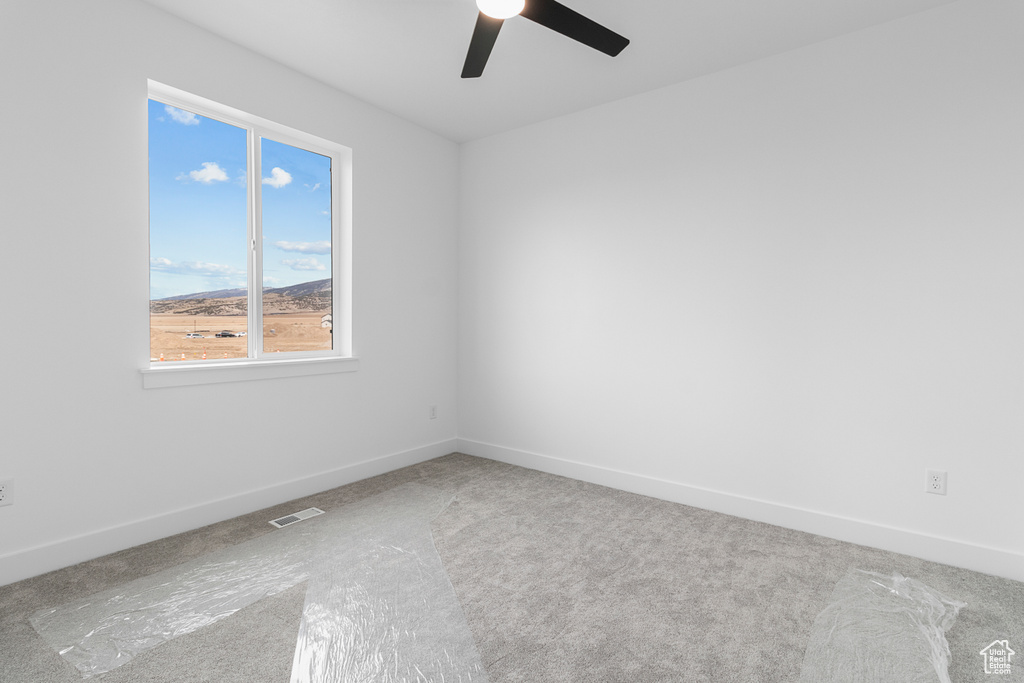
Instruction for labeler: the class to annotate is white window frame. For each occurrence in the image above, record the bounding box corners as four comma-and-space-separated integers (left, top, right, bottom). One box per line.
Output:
142, 81, 357, 388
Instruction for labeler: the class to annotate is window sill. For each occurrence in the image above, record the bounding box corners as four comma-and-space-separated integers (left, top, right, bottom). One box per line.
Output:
141, 356, 360, 389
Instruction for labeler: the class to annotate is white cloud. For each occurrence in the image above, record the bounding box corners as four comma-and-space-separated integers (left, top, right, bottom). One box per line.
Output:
262, 167, 292, 189
177, 161, 229, 184
282, 257, 326, 272
274, 240, 331, 255
305, 182, 321, 192
150, 258, 243, 279
165, 105, 200, 125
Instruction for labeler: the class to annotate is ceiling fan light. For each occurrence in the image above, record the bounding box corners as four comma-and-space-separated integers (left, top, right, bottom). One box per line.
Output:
476, 0, 525, 20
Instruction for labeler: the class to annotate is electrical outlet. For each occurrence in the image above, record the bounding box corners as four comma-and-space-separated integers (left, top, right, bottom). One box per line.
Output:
926, 469, 947, 496
0, 479, 12, 507
429, 405, 438, 420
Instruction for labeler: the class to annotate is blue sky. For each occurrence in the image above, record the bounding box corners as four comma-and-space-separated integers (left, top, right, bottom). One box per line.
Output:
149, 99, 332, 300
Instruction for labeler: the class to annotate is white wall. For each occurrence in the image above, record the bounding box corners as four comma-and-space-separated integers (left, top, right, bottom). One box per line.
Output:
3, 0, 1021, 588
0, 0, 460, 585
459, 0, 1024, 581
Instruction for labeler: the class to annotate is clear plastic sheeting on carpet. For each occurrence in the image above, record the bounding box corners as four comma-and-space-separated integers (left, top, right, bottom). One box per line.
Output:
799, 569, 966, 683
292, 524, 485, 683
30, 483, 489, 683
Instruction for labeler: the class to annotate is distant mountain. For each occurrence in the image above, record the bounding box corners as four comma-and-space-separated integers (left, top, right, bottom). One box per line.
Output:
158, 286, 247, 301
266, 278, 332, 298
156, 278, 330, 301
151, 278, 332, 315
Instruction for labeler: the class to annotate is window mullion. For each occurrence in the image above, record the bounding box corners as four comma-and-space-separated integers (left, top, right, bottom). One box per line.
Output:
249, 129, 263, 359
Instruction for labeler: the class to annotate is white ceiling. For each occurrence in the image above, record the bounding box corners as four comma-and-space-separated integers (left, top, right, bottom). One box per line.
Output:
138, 0, 959, 142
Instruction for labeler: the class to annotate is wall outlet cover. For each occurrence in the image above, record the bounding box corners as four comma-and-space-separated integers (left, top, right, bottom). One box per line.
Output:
926, 469, 947, 495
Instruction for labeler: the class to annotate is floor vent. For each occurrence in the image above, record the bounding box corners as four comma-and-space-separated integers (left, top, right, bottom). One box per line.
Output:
269, 507, 325, 528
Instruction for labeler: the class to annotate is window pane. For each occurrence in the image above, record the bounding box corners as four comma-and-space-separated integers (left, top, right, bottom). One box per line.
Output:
260, 137, 333, 353
149, 100, 249, 361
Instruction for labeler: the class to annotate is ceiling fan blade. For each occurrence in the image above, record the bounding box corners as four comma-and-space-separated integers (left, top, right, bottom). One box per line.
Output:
462, 12, 504, 78
520, 0, 629, 57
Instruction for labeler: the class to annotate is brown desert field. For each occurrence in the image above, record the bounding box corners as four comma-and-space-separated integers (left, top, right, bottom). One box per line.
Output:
150, 312, 332, 361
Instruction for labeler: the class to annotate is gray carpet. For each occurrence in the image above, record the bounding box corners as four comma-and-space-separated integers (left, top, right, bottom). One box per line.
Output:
1, 454, 1021, 682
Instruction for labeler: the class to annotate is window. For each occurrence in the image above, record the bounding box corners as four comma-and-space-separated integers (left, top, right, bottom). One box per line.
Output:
144, 82, 355, 388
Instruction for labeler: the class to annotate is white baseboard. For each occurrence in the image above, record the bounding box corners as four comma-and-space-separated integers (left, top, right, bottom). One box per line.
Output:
0, 439, 458, 588
8, 438, 1021, 587
457, 438, 1024, 584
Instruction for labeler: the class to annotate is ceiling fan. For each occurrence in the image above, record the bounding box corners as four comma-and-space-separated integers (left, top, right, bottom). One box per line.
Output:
462, 0, 629, 78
